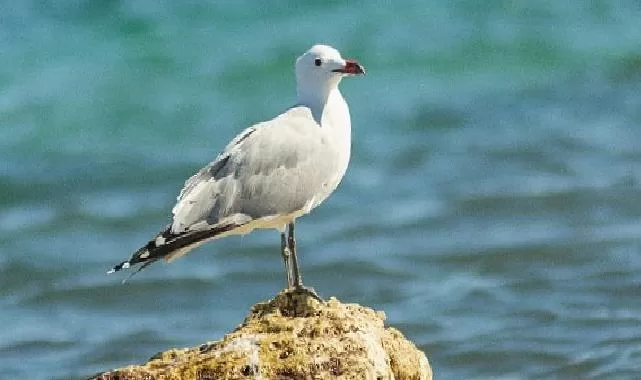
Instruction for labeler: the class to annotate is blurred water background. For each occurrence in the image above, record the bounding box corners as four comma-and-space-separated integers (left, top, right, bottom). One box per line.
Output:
1, 1, 641, 379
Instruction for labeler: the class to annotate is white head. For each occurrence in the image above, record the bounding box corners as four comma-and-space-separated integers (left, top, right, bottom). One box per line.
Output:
295, 44, 365, 104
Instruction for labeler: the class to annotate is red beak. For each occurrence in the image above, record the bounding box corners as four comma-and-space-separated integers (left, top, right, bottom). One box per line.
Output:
333, 59, 366, 75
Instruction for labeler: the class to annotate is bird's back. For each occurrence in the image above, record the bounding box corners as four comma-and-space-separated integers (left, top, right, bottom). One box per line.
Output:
171, 104, 349, 235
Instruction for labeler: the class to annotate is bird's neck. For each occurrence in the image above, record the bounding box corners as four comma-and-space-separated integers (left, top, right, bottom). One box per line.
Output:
297, 85, 348, 128
297, 84, 352, 184
298, 85, 352, 174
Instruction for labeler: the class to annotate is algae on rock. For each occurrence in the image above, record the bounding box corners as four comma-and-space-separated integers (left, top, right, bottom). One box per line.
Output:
91, 290, 432, 379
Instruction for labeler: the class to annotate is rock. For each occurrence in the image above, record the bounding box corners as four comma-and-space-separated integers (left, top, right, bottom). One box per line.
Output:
90, 290, 431, 380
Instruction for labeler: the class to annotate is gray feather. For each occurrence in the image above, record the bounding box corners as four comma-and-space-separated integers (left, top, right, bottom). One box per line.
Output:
171, 106, 343, 234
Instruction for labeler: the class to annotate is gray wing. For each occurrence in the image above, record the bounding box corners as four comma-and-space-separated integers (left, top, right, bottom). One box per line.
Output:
170, 106, 342, 234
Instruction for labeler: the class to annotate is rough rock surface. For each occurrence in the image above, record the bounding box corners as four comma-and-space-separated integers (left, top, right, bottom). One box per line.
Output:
90, 290, 431, 379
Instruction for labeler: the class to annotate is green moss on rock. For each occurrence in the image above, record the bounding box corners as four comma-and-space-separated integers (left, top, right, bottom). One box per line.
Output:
91, 290, 431, 380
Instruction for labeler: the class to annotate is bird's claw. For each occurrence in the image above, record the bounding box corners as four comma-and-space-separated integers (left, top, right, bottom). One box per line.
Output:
289, 284, 323, 302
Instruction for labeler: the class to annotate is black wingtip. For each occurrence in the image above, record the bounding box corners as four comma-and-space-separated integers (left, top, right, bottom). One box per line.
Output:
107, 261, 130, 274
120, 258, 158, 284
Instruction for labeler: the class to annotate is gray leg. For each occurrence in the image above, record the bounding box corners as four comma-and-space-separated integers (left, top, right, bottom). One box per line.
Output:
281, 231, 293, 288
287, 222, 302, 287
287, 222, 322, 301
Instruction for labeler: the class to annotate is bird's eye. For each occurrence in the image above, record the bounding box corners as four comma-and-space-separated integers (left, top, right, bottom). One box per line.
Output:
314, 58, 322, 67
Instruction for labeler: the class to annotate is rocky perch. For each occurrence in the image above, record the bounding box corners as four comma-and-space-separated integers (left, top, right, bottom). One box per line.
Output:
91, 290, 431, 379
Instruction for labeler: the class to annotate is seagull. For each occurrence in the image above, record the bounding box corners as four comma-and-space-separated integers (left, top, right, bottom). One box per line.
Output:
108, 44, 365, 297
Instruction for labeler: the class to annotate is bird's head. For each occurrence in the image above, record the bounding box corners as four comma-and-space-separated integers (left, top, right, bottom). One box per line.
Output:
295, 44, 365, 94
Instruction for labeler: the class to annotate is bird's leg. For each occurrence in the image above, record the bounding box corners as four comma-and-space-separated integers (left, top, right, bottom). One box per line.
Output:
287, 222, 302, 287
281, 231, 293, 289
287, 222, 322, 301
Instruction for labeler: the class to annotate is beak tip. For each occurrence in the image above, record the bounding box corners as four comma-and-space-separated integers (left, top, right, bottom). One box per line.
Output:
340, 59, 366, 75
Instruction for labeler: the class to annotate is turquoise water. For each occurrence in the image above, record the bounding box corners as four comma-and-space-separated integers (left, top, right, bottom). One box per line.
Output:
2, 1, 641, 379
